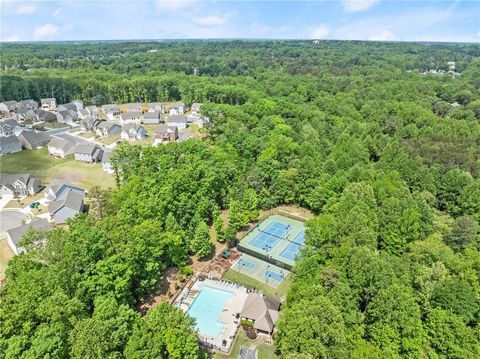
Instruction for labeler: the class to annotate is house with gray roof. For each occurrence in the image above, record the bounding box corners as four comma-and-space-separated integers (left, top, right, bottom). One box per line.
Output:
86, 105, 99, 118
74, 143, 103, 163
48, 137, 76, 158
167, 102, 185, 115
57, 103, 78, 112
143, 110, 162, 124
102, 104, 120, 120
6, 218, 51, 255
80, 117, 101, 132
147, 103, 163, 112
102, 150, 115, 173
57, 109, 77, 125
36, 109, 57, 122
15, 108, 38, 123
167, 114, 187, 129
0, 135, 22, 156
177, 129, 194, 142
41, 98, 57, 111
17, 99, 38, 110
0, 101, 18, 114
121, 124, 146, 141
240, 294, 281, 334
96, 121, 121, 137
120, 111, 142, 125
48, 187, 85, 225
190, 103, 202, 116
18, 130, 51, 150
71, 100, 84, 111
0, 174, 42, 197
154, 125, 178, 143
126, 103, 142, 112
0, 119, 20, 137
45, 182, 84, 201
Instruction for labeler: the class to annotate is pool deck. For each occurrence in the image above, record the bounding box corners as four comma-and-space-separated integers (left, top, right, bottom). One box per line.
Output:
179, 278, 248, 353
238, 214, 305, 270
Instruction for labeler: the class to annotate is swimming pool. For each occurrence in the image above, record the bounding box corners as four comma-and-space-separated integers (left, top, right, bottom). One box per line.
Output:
187, 285, 234, 338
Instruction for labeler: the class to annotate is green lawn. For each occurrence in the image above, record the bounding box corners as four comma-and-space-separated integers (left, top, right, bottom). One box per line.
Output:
222, 269, 292, 301
0, 148, 115, 190
214, 331, 277, 359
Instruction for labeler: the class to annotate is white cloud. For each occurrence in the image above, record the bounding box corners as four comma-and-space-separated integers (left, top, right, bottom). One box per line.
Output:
193, 14, 229, 27
17, 4, 36, 14
53, 8, 61, 17
2, 35, 20, 42
310, 25, 330, 39
342, 0, 379, 13
155, 0, 197, 11
33, 23, 59, 40
368, 29, 397, 41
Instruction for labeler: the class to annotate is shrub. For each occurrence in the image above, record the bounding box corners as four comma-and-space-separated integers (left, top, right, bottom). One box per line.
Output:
180, 266, 193, 276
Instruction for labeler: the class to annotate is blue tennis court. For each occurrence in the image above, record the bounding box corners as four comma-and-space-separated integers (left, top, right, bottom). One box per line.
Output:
249, 221, 292, 251
236, 257, 256, 270
265, 270, 284, 283
279, 231, 305, 261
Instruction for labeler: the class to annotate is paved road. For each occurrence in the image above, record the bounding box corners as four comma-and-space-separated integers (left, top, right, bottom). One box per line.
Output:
46, 127, 72, 136
0, 210, 28, 233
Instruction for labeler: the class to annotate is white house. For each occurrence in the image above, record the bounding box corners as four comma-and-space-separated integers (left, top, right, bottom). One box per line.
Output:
120, 111, 142, 125
167, 114, 187, 129
74, 143, 103, 163
41, 98, 57, 112
102, 151, 114, 173
121, 124, 146, 141
0, 101, 18, 113
147, 103, 163, 112
96, 121, 121, 137
102, 104, 121, 120
126, 103, 142, 112
142, 111, 162, 124
168, 102, 185, 115
190, 103, 202, 116
48, 137, 76, 158
47, 185, 85, 225
0, 135, 22, 156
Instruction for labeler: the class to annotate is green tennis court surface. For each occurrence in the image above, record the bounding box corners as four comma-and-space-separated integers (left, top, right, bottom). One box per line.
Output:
231, 254, 290, 288
237, 214, 306, 270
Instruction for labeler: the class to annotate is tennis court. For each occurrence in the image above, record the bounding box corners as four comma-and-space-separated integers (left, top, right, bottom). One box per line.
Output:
237, 214, 306, 270
279, 230, 305, 261
231, 254, 289, 288
249, 221, 292, 251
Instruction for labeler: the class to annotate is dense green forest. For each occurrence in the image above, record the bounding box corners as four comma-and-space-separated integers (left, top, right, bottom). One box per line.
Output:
1, 40, 480, 358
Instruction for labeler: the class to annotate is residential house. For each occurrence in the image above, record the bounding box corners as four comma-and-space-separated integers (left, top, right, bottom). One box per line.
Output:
121, 124, 146, 141
126, 103, 142, 112
48, 137, 76, 158
71, 100, 84, 111
177, 129, 194, 142
45, 182, 84, 201
0, 119, 20, 137
74, 143, 103, 163
102, 104, 121, 120
240, 293, 281, 334
147, 103, 163, 112
80, 117, 101, 132
86, 105, 99, 118
142, 111, 162, 124
96, 121, 121, 137
0, 174, 42, 197
36, 109, 57, 123
5, 218, 51, 255
15, 108, 38, 123
41, 98, 57, 111
154, 125, 178, 143
0, 136, 22, 156
190, 103, 202, 116
48, 187, 85, 225
168, 102, 185, 115
57, 110, 77, 125
18, 130, 51, 150
120, 111, 142, 125
167, 114, 187, 129
78, 108, 91, 120
17, 99, 38, 110
102, 151, 114, 173
0, 101, 18, 114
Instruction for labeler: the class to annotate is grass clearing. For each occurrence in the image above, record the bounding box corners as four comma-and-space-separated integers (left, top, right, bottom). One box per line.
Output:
0, 238, 14, 281
98, 134, 121, 145
223, 268, 292, 300
5, 192, 45, 209
214, 331, 277, 359
0, 148, 115, 190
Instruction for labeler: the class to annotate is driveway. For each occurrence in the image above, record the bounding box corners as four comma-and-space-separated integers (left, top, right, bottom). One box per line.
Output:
0, 210, 29, 233
0, 194, 14, 210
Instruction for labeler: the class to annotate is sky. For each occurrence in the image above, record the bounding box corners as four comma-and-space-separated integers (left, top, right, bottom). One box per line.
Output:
1, 0, 479, 42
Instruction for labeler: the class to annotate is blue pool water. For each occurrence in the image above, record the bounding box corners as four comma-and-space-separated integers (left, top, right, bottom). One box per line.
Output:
237, 258, 256, 270
249, 221, 292, 251
279, 231, 305, 261
187, 285, 234, 338
265, 270, 284, 283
